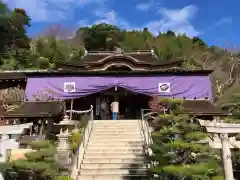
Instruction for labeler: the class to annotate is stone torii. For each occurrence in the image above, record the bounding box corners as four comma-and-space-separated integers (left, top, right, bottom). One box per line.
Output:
198, 119, 240, 180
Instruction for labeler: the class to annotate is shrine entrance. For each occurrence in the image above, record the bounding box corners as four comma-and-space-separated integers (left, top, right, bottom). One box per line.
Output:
99, 87, 151, 120
67, 87, 151, 120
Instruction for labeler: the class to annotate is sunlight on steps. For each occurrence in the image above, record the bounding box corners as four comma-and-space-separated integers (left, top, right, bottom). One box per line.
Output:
77, 120, 148, 180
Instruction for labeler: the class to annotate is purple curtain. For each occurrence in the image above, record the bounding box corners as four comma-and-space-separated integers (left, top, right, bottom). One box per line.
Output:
25, 76, 213, 100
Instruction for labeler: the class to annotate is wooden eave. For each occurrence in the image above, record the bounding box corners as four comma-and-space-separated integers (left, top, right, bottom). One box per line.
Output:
55, 58, 184, 71
183, 100, 228, 116
3, 101, 65, 118
0, 69, 214, 81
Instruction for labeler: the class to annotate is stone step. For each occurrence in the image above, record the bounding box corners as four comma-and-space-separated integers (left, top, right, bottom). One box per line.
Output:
83, 158, 145, 164
87, 145, 143, 149
93, 124, 140, 127
87, 144, 143, 149
93, 130, 141, 134
89, 138, 143, 142
85, 151, 144, 156
84, 153, 144, 159
88, 141, 143, 146
91, 133, 142, 137
90, 137, 142, 142
86, 149, 144, 154
91, 131, 142, 135
78, 174, 148, 180
90, 134, 142, 138
93, 120, 140, 123
91, 132, 141, 135
93, 127, 141, 131
93, 126, 140, 129
94, 122, 140, 125
94, 121, 140, 124
79, 168, 147, 175
81, 163, 147, 169
93, 125, 140, 127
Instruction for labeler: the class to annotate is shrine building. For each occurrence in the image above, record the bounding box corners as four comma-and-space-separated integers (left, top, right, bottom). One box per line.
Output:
0, 48, 226, 121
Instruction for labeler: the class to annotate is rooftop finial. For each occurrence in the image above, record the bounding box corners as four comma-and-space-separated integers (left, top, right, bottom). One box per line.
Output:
151, 49, 155, 55
84, 49, 88, 56
114, 47, 124, 54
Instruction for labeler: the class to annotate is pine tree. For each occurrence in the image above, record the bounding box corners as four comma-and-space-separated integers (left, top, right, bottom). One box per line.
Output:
148, 97, 223, 180
0, 140, 72, 180
221, 92, 240, 122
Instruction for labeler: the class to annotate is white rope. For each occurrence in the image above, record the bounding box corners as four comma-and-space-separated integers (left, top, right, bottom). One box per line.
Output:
66, 105, 93, 115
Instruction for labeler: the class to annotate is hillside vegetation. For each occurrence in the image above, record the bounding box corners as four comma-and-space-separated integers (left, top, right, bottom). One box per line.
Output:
1, 1, 240, 179
0, 1, 239, 106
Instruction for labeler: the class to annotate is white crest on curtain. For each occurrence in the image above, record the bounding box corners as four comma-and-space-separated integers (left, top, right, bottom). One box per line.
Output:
158, 83, 171, 93
64, 82, 76, 93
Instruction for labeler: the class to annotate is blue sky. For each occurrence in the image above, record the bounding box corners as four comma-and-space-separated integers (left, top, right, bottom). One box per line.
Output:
2, 0, 239, 46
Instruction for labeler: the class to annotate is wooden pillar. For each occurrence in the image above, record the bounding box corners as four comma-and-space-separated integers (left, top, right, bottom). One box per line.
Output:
30, 125, 32, 136
70, 99, 73, 121
63, 101, 66, 114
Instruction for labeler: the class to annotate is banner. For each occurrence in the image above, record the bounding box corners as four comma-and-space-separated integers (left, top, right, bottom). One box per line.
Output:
25, 75, 213, 100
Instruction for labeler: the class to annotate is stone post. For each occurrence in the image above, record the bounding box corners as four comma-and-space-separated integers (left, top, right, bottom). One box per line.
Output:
56, 115, 74, 165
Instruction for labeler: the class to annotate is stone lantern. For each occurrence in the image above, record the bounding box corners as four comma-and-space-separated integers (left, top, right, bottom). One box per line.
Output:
56, 115, 74, 165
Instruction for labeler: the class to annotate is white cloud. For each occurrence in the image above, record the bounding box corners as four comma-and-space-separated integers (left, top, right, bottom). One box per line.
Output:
145, 5, 200, 37
93, 9, 134, 29
216, 17, 232, 26
79, 5, 200, 37
159, 5, 197, 22
2, 0, 105, 22
136, 0, 154, 11
3, 0, 201, 38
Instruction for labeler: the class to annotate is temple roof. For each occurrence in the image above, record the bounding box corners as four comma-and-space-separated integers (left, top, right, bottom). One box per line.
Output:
55, 49, 185, 71
3, 99, 227, 118
0, 49, 213, 81
3, 101, 64, 118
0, 69, 213, 81
77, 49, 170, 65
183, 100, 228, 116
151, 99, 227, 116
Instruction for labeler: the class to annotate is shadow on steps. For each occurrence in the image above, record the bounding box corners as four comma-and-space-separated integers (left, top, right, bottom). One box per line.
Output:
122, 150, 150, 180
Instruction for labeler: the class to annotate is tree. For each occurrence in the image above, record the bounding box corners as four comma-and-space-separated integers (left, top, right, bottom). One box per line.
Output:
221, 92, 240, 121
192, 37, 207, 47
119, 29, 154, 52
29, 35, 84, 69
214, 51, 240, 98
0, 140, 72, 180
0, 1, 11, 53
166, 30, 175, 36
0, 3, 31, 69
80, 23, 124, 51
148, 97, 223, 179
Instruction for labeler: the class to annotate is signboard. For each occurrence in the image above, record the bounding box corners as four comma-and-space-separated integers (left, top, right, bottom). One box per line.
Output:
64, 82, 76, 93
158, 83, 170, 93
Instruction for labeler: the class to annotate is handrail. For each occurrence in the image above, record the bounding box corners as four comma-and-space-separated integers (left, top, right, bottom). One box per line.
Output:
141, 109, 152, 146
68, 105, 94, 179
140, 109, 154, 169
138, 114, 147, 159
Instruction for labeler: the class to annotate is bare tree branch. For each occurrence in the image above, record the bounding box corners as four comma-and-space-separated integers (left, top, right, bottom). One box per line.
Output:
215, 50, 240, 97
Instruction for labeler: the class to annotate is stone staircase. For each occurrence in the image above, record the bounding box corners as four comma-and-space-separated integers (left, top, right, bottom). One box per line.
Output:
77, 120, 148, 180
